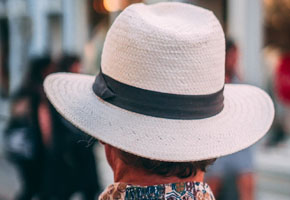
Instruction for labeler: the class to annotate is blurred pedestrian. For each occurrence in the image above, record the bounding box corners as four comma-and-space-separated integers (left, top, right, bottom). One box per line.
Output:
274, 53, 290, 138
4, 56, 53, 200
0, 18, 9, 98
264, 0, 290, 146
205, 39, 255, 200
40, 54, 101, 200
43, 3, 274, 200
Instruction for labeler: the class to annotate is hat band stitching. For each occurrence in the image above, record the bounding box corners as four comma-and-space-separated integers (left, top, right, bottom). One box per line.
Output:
92, 71, 224, 120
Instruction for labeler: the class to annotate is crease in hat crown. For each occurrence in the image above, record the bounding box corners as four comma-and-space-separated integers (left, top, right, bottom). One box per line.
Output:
101, 2, 225, 95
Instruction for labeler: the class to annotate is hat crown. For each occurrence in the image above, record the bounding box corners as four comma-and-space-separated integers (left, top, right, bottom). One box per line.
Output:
101, 2, 225, 95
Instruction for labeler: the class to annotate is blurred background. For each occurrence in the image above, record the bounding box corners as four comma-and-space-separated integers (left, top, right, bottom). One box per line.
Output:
0, 0, 290, 199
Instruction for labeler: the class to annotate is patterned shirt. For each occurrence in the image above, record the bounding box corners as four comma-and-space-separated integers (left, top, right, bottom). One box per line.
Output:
99, 182, 215, 200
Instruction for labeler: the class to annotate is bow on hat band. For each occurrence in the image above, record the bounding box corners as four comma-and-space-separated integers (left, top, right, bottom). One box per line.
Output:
92, 71, 224, 120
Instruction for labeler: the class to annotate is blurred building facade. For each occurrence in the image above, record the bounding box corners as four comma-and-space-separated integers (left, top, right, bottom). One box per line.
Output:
0, 0, 88, 94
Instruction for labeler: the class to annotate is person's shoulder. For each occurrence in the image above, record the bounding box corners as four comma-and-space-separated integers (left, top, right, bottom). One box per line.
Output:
99, 183, 127, 200
99, 182, 215, 200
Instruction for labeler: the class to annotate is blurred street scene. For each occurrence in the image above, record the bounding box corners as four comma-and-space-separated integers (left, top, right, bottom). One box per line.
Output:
1, 0, 290, 199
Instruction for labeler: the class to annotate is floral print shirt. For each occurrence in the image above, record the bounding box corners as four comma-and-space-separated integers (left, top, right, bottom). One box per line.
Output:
99, 182, 215, 200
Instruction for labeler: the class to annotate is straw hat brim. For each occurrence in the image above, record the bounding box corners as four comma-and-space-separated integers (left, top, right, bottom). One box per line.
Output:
44, 73, 274, 162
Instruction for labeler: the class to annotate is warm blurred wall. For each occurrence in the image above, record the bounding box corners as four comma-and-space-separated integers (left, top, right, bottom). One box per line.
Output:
264, 0, 290, 52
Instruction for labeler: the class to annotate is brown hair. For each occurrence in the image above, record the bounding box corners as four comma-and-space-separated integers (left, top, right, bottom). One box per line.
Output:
117, 149, 216, 179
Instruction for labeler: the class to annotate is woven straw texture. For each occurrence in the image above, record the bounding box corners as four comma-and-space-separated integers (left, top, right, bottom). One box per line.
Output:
44, 73, 274, 161
102, 2, 225, 95
44, 2, 274, 161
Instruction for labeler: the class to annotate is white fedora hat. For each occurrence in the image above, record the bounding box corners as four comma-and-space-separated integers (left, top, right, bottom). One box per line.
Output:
44, 2, 274, 162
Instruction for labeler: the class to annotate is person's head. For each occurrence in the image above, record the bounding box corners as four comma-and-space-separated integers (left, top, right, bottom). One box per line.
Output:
56, 54, 81, 73
10, 91, 31, 117
22, 55, 53, 92
225, 39, 238, 78
43, 2, 274, 185
104, 143, 215, 179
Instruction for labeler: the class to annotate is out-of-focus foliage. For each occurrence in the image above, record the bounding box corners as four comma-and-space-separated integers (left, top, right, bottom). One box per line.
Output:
264, 0, 290, 51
